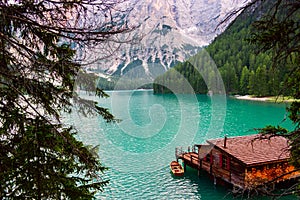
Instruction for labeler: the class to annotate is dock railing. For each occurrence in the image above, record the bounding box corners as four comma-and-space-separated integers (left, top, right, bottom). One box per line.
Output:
175, 147, 184, 159
175, 145, 197, 160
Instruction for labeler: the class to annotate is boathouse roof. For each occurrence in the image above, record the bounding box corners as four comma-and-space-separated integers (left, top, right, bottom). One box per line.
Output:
206, 134, 290, 167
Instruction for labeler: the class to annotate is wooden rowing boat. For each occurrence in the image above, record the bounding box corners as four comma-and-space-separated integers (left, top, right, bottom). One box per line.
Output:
170, 161, 184, 176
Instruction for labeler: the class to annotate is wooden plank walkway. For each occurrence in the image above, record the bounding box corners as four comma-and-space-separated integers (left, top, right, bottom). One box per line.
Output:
178, 152, 200, 168
177, 151, 232, 187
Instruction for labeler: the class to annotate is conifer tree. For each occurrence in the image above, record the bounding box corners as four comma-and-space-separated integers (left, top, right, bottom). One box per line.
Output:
240, 66, 250, 95
0, 0, 129, 198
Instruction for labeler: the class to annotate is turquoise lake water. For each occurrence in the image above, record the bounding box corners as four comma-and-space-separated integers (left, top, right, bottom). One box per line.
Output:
64, 90, 296, 199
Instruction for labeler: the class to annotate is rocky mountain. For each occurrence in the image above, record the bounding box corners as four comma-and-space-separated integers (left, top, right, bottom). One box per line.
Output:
153, 0, 291, 96
86, 0, 250, 85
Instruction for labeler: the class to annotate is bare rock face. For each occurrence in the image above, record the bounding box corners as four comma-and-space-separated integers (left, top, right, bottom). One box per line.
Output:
87, 0, 249, 80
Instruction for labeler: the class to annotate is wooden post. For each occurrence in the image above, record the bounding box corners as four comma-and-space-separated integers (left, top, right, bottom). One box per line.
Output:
228, 157, 231, 182
198, 159, 202, 177
210, 153, 213, 174
200, 159, 202, 169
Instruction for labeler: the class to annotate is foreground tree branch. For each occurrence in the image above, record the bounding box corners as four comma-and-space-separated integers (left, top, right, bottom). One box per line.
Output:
0, 0, 132, 198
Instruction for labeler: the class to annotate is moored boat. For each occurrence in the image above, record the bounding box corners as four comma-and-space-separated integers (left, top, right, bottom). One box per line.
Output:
170, 161, 184, 176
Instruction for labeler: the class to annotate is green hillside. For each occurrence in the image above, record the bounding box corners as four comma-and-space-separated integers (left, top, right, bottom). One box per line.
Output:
153, 0, 294, 96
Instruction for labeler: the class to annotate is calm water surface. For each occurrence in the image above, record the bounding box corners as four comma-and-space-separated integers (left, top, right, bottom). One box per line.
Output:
64, 90, 295, 200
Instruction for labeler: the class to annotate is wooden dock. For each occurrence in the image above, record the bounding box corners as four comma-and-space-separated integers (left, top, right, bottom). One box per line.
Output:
175, 146, 212, 178
175, 135, 300, 192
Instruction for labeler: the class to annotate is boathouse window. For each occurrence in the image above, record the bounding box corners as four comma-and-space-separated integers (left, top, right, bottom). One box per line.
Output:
222, 156, 227, 169
219, 154, 230, 170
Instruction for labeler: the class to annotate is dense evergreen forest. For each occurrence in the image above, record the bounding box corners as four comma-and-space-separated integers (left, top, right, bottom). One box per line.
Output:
153, 0, 294, 96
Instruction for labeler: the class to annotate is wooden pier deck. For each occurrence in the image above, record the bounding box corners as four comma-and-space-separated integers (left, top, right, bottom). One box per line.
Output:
177, 150, 244, 192
176, 149, 212, 178
177, 152, 200, 169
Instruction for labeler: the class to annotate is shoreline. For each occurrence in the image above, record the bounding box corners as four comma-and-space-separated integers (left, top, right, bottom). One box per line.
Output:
232, 95, 298, 103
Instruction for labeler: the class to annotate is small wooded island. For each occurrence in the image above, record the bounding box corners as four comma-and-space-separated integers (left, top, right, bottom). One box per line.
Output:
176, 134, 300, 193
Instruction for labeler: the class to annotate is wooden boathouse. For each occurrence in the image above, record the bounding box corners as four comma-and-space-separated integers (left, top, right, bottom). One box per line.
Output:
176, 134, 300, 190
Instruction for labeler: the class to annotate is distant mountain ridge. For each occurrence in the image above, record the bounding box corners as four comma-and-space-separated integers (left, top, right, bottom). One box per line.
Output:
153, 0, 294, 97
86, 0, 250, 84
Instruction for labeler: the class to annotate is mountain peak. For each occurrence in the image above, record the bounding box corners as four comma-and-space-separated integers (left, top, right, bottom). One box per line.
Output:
88, 0, 250, 81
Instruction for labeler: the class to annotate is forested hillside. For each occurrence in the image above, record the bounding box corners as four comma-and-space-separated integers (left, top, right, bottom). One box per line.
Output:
153, 0, 293, 96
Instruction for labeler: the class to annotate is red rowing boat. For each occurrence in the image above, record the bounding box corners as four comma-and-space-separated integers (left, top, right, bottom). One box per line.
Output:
170, 161, 184, 176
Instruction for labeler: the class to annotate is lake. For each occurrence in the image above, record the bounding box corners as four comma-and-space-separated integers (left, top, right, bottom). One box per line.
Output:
64, 90, 295, 199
